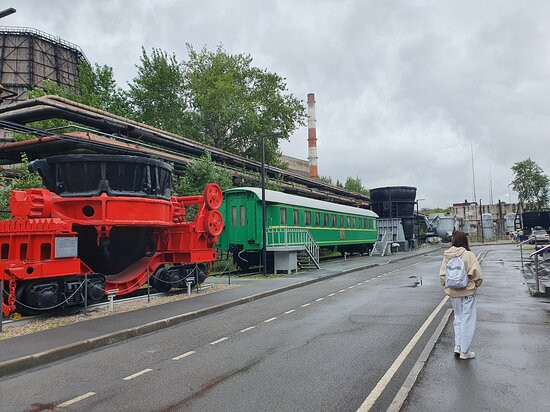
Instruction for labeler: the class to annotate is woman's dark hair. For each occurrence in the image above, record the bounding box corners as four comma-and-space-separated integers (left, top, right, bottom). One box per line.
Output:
452, 230, 470, 251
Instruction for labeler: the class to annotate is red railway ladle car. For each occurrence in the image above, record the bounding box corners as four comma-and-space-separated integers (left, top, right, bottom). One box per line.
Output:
0, 155, 223, 317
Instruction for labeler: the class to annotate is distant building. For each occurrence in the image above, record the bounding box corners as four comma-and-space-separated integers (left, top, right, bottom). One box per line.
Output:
280, 154, 309, 178
451, 200, 518, 221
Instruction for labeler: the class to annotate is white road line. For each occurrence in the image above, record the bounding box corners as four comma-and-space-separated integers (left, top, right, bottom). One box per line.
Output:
356, 296, 449, 412
315, 297, 324, 302
328, 293, 335, 297
264, 317, 277, 323
209, 337, 229, 345
356, 282, 363, 285
172, 350, 196, 360
58, 392, 96, 408
376, 275, 382, 278
338, 289, 346, 293
284, 309, 296, 314
240, 326, 256, 332
123, 368, 153, 381
301, 303, 311, 307
348, 285, 355, 289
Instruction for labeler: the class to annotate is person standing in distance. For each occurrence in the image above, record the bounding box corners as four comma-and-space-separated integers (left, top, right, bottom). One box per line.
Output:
439, 230, 483, 360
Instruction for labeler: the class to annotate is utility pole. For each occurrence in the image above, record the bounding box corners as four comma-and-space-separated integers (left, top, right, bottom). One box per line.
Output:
260, 135, 267, 276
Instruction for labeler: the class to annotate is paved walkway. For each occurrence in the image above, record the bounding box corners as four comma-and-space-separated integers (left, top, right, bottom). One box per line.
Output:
402, 244, 549, 412
0, 247, 436, 366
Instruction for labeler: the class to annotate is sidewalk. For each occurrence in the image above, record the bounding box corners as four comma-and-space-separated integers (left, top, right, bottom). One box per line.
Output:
402, 244, 549, 411
0, 246, 437, 378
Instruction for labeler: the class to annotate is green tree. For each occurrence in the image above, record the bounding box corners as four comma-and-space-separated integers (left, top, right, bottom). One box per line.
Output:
183, 44, 306, 165
318, 175, 334, 185
127, 48, 193, 135
29, 61, 129, 116
0, 154, 43, 213
172, 152, 232, 196
511, 158, 549, 210
344, 176, 369, 195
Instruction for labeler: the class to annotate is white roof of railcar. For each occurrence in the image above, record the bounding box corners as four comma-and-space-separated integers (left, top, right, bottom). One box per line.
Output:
224, 187, 378, 218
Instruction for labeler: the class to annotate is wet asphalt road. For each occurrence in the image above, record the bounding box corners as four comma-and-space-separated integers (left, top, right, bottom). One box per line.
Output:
1, 251, 452, 412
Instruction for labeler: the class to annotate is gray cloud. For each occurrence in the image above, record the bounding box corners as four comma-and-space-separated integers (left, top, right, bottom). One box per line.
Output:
5, 0, 550, 207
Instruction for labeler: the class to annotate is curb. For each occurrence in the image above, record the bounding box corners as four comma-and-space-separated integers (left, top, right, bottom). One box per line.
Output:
0, 250, 434, 379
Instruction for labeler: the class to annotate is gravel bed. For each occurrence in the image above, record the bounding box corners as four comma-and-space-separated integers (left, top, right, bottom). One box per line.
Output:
0, 283, 237, 340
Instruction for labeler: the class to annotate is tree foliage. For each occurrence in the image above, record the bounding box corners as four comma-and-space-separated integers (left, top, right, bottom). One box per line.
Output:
183, 44, 306, 165
344, 176, 370, 195
127, 48, 193, 134
317, 175, 334, 185
511, 158, 549, 210
0, 154, 43, 213
172, 152, 232, 196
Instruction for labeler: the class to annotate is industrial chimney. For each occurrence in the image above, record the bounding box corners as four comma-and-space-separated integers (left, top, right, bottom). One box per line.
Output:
307, 93, 318, 180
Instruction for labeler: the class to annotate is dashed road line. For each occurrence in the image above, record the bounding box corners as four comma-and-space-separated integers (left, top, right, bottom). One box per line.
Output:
356, 282, 363, 285
264, 317, 277, 323
348, 285, 355, 289
209, 337, 229, 345
240, 326, 256, 332
284, 309, 296, 314
123, 368, 153, 381
328, 293, 335, 296
315, 297, 324, 302
301, 303, 311, 307
172, 350, 195, 361
58, 392, 96, 408
338, 289, 346, 293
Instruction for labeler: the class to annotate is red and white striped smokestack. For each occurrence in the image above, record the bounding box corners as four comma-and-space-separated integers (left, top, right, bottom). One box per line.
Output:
307, 93, 318, 180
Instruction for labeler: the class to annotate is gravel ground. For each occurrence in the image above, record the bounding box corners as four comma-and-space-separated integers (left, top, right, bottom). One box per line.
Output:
0, 283, 237, 340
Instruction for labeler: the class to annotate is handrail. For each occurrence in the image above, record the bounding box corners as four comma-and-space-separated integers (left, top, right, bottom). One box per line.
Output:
266, 227, 320, 268
517, 237, 534, 246
529, 244, 550, 258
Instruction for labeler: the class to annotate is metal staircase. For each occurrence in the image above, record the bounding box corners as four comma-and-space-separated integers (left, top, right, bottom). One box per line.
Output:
370, 230, 391, 257
266, 227, 320, 269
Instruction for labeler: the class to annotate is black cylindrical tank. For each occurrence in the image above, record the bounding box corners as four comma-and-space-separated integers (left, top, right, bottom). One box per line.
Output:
370, 186, 417, 240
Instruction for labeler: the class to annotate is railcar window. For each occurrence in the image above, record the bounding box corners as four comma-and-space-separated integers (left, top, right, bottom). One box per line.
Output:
280, 208, 287, 225
351, 217, 356, 228
323, 213, 329, 227
293, 209, 299, 225
305, 211, 311, 226
364, 218, 368, 228
231, 206, 237, 226
358, 218, 362, 229
316, 212, 321, 227
346, 216, 351, 228
340, 216, 344, 227
332, 215, 336, 227
240, 206, 246, 226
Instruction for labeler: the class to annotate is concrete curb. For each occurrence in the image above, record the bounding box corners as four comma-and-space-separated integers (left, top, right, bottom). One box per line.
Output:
0, 250, 433, 379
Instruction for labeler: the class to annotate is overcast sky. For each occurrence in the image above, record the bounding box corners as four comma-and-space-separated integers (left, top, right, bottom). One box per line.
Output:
5, 0, 550, 207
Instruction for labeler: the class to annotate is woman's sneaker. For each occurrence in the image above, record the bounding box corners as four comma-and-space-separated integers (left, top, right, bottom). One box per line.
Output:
459, 351, 476, 360
454, 345, 461, 357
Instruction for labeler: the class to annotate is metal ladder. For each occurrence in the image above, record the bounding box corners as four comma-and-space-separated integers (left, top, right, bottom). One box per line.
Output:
370, 230, 391, 257
266, 227, 320, 269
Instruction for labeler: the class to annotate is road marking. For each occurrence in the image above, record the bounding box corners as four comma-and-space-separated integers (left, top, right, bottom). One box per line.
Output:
315, 298, 324, 302
328, 293, 335, 296
376, 275, 382, 278
264, 317, 277, 323
172, 350, 196, 360
240, 326, 256, 332
356, 296, 449, 412
284, 309, 296, 314
209, 337, 229, 345
301, 303, 311, 307
123, 368, 153, 381
356, 282, 363, 285
338, 289, 346, 293
348, 285, 355, 289
58, 392, 96, 408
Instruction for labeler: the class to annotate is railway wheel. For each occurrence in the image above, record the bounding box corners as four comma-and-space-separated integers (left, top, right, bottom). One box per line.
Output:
203, 183, 222, 210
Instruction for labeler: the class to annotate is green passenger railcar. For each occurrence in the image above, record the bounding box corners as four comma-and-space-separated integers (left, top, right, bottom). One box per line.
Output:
217, 187, 378, 270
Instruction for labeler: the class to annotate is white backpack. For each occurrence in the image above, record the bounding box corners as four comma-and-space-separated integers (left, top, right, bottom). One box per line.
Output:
445, 253, 468, 289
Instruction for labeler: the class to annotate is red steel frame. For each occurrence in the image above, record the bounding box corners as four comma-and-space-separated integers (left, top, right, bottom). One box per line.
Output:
0, 183, 223, 317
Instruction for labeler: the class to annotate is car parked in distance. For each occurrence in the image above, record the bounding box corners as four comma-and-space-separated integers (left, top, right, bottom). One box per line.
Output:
528, 228, 550, 244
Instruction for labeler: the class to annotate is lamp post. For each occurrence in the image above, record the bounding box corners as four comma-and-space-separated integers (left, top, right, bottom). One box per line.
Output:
0, 6, 15, 334
260, 135, 267, 276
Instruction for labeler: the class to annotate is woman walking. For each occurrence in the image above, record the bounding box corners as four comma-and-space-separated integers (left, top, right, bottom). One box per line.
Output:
439, 230, 483, 360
